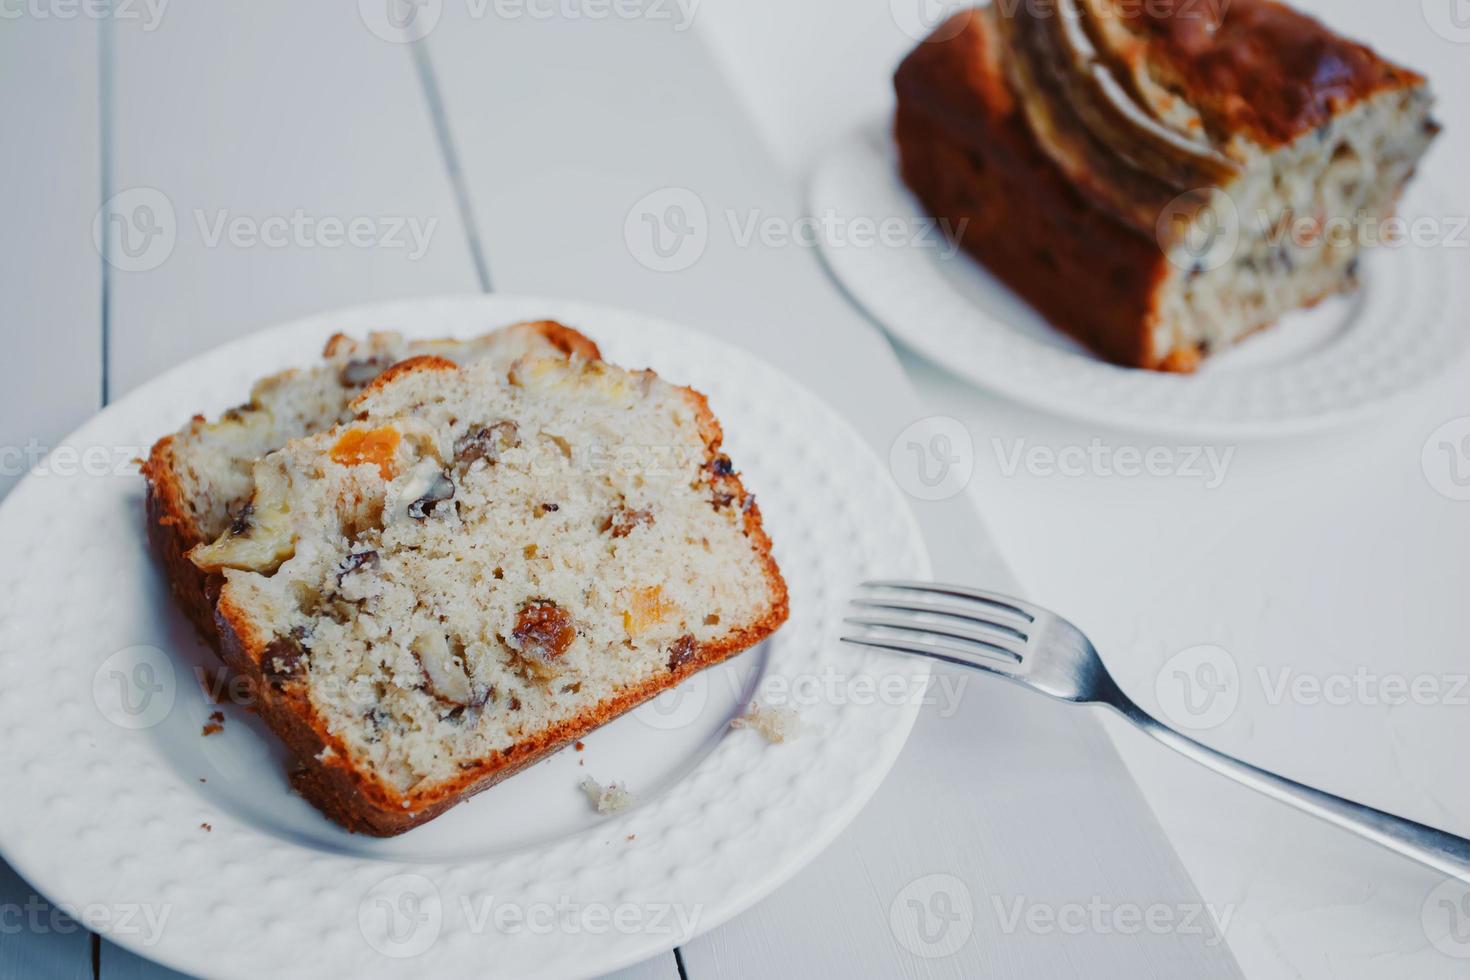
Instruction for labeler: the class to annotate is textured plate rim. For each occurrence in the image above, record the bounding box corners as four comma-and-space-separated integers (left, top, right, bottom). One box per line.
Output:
0, 294, 932, 979
810, 123, 1470, 440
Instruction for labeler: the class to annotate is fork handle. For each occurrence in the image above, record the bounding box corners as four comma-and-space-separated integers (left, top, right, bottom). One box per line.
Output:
1111, 699, 1470, 882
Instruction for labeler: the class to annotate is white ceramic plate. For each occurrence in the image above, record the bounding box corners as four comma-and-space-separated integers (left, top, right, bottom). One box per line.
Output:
812, 125, 1470, 438
0, 296, 930, 979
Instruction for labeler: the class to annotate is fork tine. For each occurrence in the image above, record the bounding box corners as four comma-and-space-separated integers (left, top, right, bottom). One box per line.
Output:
861, 580, 1038, 623
842, 615, 1023, 660
840, 632, 1022, 675
849, 597, 1030, 642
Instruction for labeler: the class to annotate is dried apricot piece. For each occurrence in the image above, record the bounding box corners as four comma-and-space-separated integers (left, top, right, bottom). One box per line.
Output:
623, 586, 669, 635
330, 426, 401, 479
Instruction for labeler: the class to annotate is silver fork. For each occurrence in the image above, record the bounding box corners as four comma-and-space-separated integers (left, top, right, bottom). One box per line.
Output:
843, 580, 1470, 882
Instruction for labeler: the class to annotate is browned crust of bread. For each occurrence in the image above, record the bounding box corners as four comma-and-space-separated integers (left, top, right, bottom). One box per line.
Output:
141, 322, 603, 651
141, 428, 223, 639
1120, 0, 1425, 149
212, 363, 789, 836
516, 319, 603, 361
896, 10, 1174, 369
356, 354, 460, 398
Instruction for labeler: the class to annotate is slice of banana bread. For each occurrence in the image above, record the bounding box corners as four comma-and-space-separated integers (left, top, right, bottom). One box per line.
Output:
142, 321, 599, 643
895, 3, 1439, 371
191, 352, 788, 835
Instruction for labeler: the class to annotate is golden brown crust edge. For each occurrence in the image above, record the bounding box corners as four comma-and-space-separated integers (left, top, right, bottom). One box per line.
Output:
520, 319, 603, 362
141, 430, 224, 641
212, 368, 789, 837
895, 10, 1174, 369
141, 322, 605, 652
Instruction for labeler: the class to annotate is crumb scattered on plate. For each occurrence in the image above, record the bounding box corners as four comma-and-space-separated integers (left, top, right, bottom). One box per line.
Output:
579, 775, 633, 814
574, 740, 585, 751
201, 711, 225, 737
197, 667, 231, 704
730, 701, 802, 743
199, 823, 212, 832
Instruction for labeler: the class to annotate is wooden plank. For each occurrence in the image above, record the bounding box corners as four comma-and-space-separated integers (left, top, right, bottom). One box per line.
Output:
423, 12, 1239, 977
0, 13, 104, 499
0, 9, 102, 978
0, 860, 92, 980
99, 940, 189, 980
104, 0, 479, 398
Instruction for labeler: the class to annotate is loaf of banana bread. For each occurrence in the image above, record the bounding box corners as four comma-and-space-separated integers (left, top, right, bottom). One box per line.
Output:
894, 2, 1439, 370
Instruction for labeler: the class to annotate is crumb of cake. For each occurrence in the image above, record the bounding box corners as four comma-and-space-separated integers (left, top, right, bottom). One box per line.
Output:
579, 775, 633, 814
574, 741, 585, 751
200, 823, 212, 832
201, 711, 225, 737
626, 834, 636, 841
731, 701, 802, 744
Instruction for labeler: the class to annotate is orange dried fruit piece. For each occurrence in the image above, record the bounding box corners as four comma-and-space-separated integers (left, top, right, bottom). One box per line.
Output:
330, 426, 401, 479
623, 585, 669, 636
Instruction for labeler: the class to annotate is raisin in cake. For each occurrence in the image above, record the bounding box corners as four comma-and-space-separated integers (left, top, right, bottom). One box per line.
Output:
895, 2, 1439, 371
189, 351, 788, 834
142, 321, 599, 642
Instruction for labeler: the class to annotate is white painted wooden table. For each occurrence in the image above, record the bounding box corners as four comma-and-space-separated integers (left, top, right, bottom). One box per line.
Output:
8, 1, 1459, 977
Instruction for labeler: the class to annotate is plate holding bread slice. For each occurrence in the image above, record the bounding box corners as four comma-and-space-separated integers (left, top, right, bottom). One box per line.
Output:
143, 318, 787, 835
